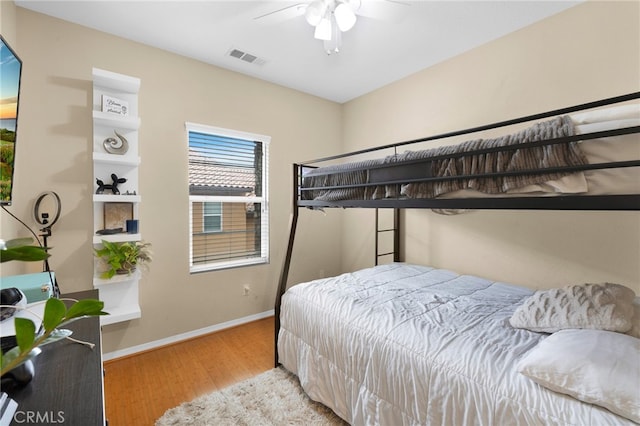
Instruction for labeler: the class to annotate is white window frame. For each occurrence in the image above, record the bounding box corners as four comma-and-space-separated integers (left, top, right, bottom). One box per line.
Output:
186, 122, 270, 273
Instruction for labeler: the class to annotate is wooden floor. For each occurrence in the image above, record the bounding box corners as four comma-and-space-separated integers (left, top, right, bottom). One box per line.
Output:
103, 317, 275, 425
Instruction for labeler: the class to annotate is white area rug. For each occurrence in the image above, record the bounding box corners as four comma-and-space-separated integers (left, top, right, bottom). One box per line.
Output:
156, 367, 348, 425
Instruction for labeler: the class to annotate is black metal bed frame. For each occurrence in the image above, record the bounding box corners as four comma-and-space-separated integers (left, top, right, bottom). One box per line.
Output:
274, 92, 640, 365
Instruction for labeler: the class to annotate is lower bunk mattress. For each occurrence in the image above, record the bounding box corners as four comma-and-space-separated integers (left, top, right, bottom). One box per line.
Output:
277, 263, 639, 425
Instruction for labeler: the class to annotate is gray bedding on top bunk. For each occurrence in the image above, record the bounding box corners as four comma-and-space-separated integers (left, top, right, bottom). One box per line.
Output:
301, 115, 586, 201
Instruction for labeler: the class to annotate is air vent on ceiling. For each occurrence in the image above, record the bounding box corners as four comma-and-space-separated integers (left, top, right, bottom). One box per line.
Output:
227, 48, 267, 66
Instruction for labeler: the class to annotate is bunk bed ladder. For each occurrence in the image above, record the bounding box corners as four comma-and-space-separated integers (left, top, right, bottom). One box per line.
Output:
375, 208, 400, 265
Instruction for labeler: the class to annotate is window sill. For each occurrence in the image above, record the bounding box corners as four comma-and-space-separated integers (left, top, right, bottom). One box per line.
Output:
190, 257, 268, 274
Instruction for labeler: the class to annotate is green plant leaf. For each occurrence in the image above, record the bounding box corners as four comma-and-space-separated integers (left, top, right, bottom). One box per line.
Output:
100, 269, 116, 279
42, 298, 67, 332
65, 299, 106, 320
0, 245, 50, 263
14, 317, 36, 352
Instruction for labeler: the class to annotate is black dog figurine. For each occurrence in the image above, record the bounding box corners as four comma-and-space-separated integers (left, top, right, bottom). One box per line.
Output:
96, 173, 127, 194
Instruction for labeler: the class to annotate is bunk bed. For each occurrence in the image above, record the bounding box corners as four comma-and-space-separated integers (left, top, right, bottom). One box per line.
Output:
274, 93, 640, 425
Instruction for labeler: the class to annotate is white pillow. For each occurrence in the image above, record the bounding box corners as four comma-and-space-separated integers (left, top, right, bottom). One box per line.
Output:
509, 283, 636, 333
517, 329, 640, 423
627, 297, 640, 339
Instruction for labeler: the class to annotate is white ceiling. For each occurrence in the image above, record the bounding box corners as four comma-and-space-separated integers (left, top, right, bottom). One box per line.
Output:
15, 0, 581, 103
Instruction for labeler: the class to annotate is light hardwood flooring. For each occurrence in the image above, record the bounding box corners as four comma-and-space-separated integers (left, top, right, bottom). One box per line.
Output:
103, 317, 275, 425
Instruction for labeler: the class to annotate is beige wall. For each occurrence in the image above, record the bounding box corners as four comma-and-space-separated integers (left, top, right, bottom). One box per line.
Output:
342, 1, 640, 292
2, 6, 344, 353
1, 1, 17, 44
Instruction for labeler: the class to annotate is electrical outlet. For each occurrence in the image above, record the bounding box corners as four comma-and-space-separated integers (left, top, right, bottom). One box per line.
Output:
243, 285, 250, 296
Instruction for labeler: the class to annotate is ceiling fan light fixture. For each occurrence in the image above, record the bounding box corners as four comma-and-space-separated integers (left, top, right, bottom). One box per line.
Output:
305, 0, 326, 26
314, 16, 332, 41
334, 2, 356, 32
324, 17, 342, 54
305, 0, 358, 53
344, 0, 361, 11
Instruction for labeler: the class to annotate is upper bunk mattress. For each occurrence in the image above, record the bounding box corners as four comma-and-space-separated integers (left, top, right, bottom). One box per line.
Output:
301, 104, 640, 202
278, 263, 638, 425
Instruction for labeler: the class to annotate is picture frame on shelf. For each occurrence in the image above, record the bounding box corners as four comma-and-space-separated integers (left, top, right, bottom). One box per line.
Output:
101, 94, 129, 116
104, 202, 133, 230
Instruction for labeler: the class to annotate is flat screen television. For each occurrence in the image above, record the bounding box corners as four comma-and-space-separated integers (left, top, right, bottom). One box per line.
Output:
0, 35, 23, 206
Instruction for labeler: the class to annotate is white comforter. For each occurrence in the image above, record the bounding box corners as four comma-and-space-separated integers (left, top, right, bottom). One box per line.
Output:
278, 263, 635, 425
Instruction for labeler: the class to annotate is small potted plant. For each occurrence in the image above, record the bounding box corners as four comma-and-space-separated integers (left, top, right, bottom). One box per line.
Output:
94, 240, 152, 279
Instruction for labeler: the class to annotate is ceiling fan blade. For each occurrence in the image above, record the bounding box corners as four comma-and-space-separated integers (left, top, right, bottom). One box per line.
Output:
254, 3, 307, 25
356, 0, 411, 22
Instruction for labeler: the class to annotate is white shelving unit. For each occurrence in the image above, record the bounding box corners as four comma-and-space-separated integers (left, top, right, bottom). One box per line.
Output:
92, 68, 142, 326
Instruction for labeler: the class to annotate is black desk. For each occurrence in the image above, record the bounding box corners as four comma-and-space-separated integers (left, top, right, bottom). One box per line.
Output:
4, 290, 104, 425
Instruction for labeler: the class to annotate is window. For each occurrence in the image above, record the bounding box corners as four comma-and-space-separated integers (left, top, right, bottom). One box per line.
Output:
203, 202, 222, 233
186, 123, 269, 273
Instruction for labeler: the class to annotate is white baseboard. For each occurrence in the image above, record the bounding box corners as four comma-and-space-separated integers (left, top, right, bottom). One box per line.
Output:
103, 309, 274, 361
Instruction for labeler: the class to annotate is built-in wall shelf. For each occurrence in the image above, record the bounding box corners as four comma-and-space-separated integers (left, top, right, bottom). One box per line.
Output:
92, 67, 143, 326
93, 152, 141, 167
100, 305, 142, 326
93, 233, 141, 245
93, 68, 140, 93
93, 269, 141, 288
92, 111, 140, 130
93, 194, 141, 203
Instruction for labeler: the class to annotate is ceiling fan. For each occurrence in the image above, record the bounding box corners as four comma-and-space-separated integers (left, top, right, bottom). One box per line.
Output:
254, 0, 411, 54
